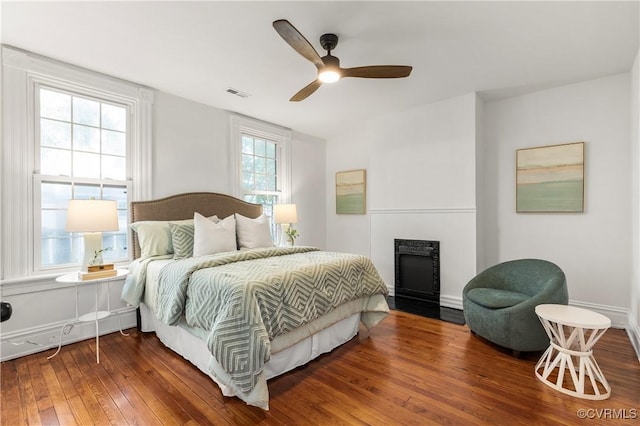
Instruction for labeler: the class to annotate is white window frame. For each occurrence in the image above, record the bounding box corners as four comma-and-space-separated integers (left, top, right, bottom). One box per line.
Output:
1, 46, 153, 280
230, 115, 292, 205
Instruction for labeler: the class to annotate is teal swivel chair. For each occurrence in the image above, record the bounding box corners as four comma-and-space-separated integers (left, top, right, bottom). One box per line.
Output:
462, 259, 568, 354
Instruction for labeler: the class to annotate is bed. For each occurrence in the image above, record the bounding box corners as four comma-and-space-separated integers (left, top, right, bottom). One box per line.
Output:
120, 192, 389, 410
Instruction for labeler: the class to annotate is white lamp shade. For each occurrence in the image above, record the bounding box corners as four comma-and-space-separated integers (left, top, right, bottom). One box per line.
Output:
274, 204, 297, 224
66, 199, 119, 233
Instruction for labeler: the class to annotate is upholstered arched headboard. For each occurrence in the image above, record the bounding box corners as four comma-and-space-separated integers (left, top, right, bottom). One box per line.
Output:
129, 192, 262, 259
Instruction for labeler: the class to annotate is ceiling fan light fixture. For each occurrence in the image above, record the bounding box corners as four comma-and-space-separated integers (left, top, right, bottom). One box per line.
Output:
318, 68, 341, 83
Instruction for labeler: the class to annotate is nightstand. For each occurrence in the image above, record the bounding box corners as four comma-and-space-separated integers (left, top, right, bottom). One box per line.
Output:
48, 269, 129, 364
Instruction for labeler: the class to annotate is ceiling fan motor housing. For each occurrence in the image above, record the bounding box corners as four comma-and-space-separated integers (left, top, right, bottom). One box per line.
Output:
322, 54, 340, 68
320, 33, 339, 52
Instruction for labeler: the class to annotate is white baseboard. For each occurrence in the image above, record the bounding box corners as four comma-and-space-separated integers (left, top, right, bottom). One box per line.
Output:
440, 295, 463, 310
569, 300, 629, 329
626, 312, 640, 362
0, 309, 137, 362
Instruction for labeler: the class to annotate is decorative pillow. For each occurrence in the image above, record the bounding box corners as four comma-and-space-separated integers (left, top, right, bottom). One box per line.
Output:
130, 221, 173, 259
193, 213, 237, 256
235, 213, 274, 249
169, 215, 219, 259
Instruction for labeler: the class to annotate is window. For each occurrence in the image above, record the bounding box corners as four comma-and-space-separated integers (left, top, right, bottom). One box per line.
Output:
1, 46, 153, 280
36, 87, 130, 269
240, 134, 280, 220
231, 115, 291, 232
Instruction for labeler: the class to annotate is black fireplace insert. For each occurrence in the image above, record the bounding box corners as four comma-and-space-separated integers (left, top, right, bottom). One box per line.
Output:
394, 239, 440, 305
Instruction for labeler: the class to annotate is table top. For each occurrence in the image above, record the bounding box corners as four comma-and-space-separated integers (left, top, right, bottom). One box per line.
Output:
535, 304, 611, 329
56, 268, 128, 283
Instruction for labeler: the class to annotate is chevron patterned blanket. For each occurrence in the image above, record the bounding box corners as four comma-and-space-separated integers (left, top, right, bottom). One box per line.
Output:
154, 246, 389, 408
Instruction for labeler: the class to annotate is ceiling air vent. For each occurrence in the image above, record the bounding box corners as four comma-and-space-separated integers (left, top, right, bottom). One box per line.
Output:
226, 88, 250, 98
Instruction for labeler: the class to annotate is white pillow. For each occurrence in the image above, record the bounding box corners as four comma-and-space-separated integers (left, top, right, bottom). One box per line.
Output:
235, 213, 274, 249
193, 213, 237, 256
130, 221, 174, 258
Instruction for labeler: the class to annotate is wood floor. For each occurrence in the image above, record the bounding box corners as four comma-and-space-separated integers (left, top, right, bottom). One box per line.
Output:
2, 309, 639, 425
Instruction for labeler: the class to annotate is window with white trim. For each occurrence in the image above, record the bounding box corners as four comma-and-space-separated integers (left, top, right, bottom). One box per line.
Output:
230, 116, 291, 233
1, 46, 153, 280
36, 86, 130, 269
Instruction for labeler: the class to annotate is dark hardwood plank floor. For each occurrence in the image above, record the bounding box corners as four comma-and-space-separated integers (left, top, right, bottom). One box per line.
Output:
2, 309, 639, 425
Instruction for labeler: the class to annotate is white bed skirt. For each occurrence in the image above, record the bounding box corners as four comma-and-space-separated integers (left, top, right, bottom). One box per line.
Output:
139, 303, 360, 400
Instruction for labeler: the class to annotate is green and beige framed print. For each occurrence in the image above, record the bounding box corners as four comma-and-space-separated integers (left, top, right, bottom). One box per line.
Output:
336, 169, 366, 214
516, 142, 584, 213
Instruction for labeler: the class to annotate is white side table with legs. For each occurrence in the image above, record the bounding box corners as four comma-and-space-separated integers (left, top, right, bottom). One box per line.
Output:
48, 269, 129, 364
534, 304, 611, 400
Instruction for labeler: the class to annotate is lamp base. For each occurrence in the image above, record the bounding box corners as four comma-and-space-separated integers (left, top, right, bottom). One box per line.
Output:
82, 232, 103, 272
279, 224, 292, 247
87, 263, 114, 273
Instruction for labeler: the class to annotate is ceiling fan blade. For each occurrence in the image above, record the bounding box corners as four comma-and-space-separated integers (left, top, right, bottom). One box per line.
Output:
342, 65, 413, 79
273, 19, 324, 69
290, 80, 323, 102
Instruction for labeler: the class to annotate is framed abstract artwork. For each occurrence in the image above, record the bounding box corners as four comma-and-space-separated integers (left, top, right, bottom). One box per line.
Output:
516, 142, 584, 213
336, 169, 366, 214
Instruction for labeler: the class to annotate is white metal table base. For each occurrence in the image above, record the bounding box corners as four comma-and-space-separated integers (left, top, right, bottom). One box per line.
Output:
48, 271, 129, 364
535, 319, 611, 400
47, 317, 128, 363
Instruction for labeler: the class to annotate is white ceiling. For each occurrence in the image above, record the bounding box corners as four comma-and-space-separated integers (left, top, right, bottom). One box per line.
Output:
2, 1, 639, 139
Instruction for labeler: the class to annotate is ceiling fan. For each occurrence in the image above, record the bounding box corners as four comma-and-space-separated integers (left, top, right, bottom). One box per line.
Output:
273, 19, 413, 102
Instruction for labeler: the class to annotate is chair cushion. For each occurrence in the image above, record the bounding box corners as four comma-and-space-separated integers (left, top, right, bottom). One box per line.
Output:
466, 288, 530, 309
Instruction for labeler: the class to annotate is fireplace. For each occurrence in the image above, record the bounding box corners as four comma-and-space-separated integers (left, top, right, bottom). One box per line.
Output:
394, 239, 440, 305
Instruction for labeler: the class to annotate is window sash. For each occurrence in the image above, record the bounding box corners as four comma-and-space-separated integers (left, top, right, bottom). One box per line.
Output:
239, 131, 284, 228
33, 175, 131, 273
230, 114, 291, 205
34, 83, 131, 178
240, 132, 280, 194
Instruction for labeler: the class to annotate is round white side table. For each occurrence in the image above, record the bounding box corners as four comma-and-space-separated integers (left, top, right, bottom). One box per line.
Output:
48, 269, 129, 364
534, 304, 611, 400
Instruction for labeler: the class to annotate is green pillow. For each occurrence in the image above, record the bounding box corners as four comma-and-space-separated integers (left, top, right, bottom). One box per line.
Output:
169, 222, 195, 259
131, 221, 173, 259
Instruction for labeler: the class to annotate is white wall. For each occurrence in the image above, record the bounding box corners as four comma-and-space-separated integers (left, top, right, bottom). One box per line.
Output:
631, 50, 640, 357
153, 92, 232, 197
326, 93, 478, 308
475, 95, 486, 270
482, 74, 631, 322
291, 131, 327, 248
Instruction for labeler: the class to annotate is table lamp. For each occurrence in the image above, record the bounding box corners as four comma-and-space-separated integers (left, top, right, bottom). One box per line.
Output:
274, 204, 298, 246
66, 199, 119, 271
